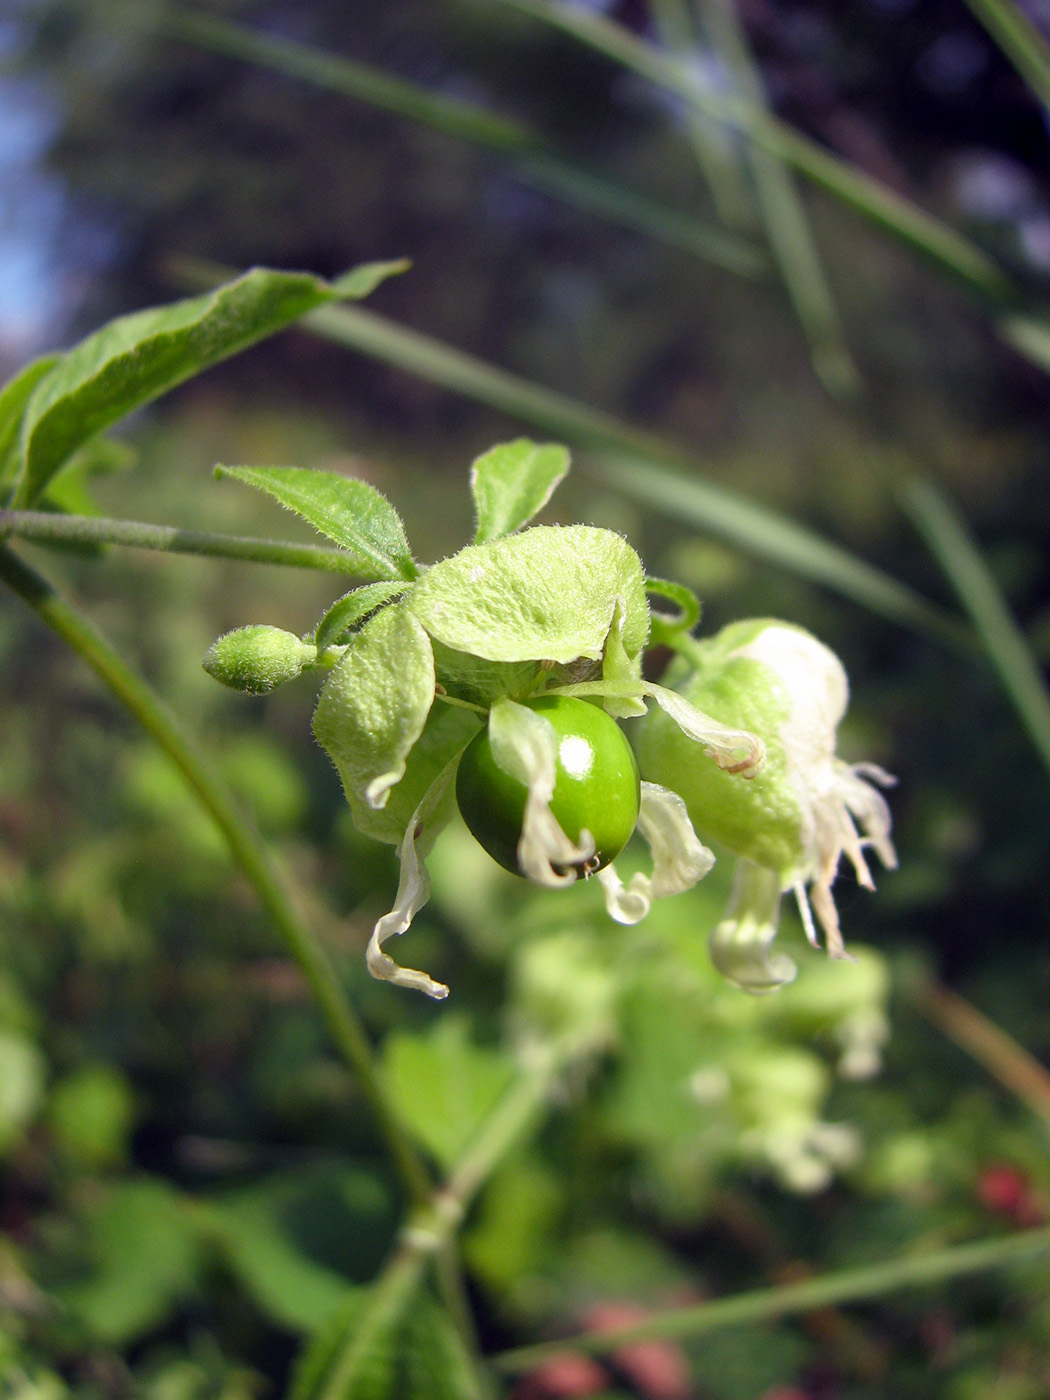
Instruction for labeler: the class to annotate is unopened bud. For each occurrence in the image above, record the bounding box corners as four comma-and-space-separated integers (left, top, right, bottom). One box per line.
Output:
203, 626, 315, 695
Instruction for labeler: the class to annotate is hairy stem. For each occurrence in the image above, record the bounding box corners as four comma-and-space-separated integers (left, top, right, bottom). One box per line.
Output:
0, 509, 364, 573
0, 542, 431, 1206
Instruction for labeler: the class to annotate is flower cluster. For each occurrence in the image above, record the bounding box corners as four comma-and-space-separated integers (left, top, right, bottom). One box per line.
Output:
203, 442, 895, 1000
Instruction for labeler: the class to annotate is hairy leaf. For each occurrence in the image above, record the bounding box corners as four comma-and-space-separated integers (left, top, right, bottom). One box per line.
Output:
470, 438, 569, 543
218, 465, 416, 581
312, 604, 436, 819
409, 524, 649, 663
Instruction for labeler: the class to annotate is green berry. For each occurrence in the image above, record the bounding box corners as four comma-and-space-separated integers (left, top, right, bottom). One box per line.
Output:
455, 694, 640, 876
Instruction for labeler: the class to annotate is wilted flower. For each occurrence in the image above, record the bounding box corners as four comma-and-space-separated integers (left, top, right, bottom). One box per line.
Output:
636, 620, 896, 993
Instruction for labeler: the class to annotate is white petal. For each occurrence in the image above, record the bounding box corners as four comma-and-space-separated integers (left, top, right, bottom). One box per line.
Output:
709, 859, 797, 994
636, 781, 715, 897
643, 683, 765, 777
365, 763, 457, 1000
597, 863, 651, 924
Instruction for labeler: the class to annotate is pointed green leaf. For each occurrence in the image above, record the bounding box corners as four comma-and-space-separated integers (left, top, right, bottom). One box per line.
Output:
218, 465, 416, 581
0, 354, 61, 497
409, 524, 649, 663
11, 260, 407, 506
470, 438, 570, 543
312, 604, 436, 825
314, 580, 409, 650
381, 1015, 516, 1169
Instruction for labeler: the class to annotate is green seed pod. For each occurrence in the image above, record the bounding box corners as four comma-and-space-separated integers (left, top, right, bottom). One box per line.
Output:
203, 625, 316, 695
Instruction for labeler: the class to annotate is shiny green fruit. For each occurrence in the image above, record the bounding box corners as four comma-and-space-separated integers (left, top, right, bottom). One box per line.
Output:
455, 694, 640, 876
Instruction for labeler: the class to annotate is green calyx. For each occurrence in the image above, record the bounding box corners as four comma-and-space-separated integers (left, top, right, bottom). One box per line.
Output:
634, 623, 804, 877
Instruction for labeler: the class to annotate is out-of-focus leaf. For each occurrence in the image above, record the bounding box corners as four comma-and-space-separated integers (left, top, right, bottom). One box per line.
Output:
0, 354, 60, 497
216, 465, 416, 581
47, 1064, 136, 1171
381, 1014, 516, 1169
12, 262, 407, 507
62, 1178, 203, 1344
0, 1031, 46, 1156
209, 1164, 396, 1336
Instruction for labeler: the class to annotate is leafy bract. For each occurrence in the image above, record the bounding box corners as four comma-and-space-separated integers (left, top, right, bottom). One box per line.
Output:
381, 1015, 516, 1169
409, 524, 649, 663
470, 438, 569, 543
314, 581, 408, 650
218, 465, 416, 581
312, 604, 435, 824
11, 261, 407, 507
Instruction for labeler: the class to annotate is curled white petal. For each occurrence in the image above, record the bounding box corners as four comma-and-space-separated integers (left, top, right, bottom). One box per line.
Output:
366, 764, 457, 1000
365, 767, 405, 808
596, 784, 714, 925
488, 698, 595, 887
725, 625, 898, 964
643, 682, 765, 777
637, 781, 715, 897
709, 859, 797, 995
597, 864, 652, 924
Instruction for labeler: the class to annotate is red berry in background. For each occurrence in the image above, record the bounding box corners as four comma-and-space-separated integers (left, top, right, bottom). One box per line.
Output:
976, 1163, 1046, 1226
511, 1352, 611, 1399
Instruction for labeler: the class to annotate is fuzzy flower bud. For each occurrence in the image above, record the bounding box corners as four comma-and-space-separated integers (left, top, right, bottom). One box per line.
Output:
203, 625, 316, 695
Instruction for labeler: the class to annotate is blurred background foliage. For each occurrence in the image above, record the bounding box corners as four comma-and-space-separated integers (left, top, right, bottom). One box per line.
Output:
2, 0, 1050, 1396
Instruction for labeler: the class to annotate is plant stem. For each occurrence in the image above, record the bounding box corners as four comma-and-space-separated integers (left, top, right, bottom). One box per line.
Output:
0, 509, 364, 573
0, 542, 431, 1207
492, 1224, 1050, 1373
317, 1045, 560, 1400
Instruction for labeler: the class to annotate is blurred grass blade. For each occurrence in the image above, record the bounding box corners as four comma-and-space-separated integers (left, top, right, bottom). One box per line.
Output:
500, 0, 1016, 306
111, 1, 763, 278
595, 456, 969, 652
492, 1224, 1050, 1372
701, 0, 860, 399
650, 0, 757, 230
900, 476, 1050, 780
296, 296, 971, 650
962, 0, 1050, 111
680, 0, 862, 399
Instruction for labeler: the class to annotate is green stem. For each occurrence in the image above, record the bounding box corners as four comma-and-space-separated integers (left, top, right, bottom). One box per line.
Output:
0, 543, 431, 1207
317, 1046, 559, 1400
0, 509, 365, 573
492, 1224, 1050, 1373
